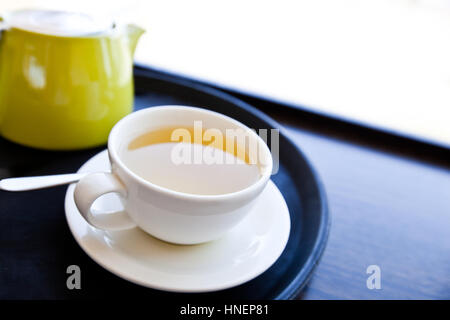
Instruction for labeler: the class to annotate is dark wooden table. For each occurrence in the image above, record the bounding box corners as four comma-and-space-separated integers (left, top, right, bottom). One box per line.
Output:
134, 67, 450, 299
264, 109, 450, 299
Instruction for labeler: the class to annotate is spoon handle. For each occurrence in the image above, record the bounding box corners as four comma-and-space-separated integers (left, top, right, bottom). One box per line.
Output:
0, 173, 88, 191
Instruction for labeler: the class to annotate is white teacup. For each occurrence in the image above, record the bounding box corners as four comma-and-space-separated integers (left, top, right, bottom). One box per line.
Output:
74, 106, 273, 244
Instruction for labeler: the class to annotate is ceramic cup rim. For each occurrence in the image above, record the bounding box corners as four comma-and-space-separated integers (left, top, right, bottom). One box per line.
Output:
108, 106, 273, 201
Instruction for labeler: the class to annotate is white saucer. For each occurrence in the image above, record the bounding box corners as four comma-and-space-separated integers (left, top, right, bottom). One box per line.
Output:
64, 150, 290, 293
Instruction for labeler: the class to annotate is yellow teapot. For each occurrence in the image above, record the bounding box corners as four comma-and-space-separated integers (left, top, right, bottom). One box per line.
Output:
0, 9, 144, 150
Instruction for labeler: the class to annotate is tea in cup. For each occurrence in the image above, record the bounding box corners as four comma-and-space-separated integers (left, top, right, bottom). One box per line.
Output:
74, 106, 273, 244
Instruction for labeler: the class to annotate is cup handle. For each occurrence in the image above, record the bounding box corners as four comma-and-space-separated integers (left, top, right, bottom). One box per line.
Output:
74, 172, 136, 230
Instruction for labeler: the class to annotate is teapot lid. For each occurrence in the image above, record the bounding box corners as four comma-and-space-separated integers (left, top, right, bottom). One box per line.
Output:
5, 9, 114, 37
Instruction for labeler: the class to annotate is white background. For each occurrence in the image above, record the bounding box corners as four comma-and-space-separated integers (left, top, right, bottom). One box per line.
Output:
3, 0, 450, 145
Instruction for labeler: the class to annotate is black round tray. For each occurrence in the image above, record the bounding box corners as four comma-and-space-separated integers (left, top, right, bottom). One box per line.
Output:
0, 67, 329, 300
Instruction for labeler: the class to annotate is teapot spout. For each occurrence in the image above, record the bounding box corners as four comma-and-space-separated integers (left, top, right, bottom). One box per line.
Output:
125, 24, 145, 56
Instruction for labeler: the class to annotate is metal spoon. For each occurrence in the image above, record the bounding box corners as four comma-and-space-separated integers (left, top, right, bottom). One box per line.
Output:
0, 173, 88, 191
